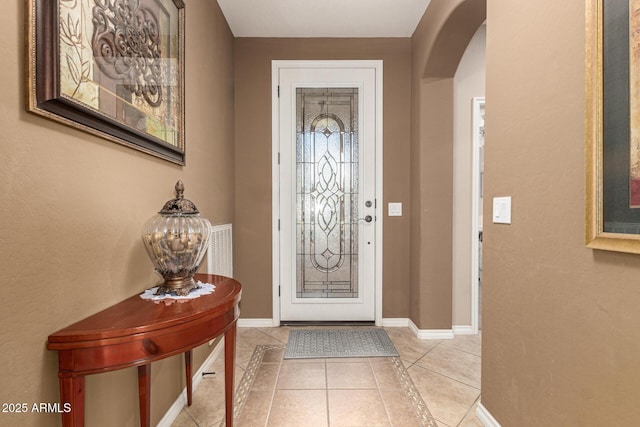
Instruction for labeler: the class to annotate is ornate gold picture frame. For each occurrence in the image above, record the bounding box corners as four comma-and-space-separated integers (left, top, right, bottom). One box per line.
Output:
26, 0, 186, 165
586, 0, 640, 254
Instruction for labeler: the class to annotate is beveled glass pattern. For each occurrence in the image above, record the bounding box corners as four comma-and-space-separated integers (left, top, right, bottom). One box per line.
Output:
296, 88, 359, 298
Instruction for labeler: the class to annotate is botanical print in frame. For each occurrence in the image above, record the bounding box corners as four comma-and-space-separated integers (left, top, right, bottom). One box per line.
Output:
27, 0, 186, 165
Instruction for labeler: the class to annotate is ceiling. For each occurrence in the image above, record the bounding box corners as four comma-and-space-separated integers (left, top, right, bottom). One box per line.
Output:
216, 0, 432, 38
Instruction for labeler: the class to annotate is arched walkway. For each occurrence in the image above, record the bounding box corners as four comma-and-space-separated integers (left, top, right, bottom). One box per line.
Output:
409, 0, 487, 330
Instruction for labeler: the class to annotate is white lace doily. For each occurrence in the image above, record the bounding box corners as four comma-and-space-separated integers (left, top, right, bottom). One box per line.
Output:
140, 281, 216, 302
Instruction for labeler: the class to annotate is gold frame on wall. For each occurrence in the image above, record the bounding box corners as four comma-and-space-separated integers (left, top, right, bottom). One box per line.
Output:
26, 0, 186, 165
586, 0, 640, 253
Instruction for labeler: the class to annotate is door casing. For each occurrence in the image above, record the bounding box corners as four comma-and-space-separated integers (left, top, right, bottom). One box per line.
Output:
471, 96, 485, 334
271, 60, 383, 325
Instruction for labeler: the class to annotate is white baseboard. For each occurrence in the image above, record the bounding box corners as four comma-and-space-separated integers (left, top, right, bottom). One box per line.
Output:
156, 341, 225, 427
408, 319, 455, 339
384, 318, 458, 339
235, 317, 461, 341
452, 325, 475, 335
476, 402, 501, 427
381, 318, 410, 327
237, 318, 277, 328
240, 318, 411, 328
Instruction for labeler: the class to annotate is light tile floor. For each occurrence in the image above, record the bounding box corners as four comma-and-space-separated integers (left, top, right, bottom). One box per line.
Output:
172, 327, 482, 427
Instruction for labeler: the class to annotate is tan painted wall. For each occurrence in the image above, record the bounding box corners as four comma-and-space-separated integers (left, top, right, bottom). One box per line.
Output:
482, 0, 640, 425
234, 38, 412, 319
0, 1, 234, 426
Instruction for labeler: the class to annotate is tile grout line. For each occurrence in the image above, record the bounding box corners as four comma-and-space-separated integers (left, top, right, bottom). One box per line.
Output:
442, 346, 482, 358
410, 344, 481, 390
408, 362, 481, 391
257, 328, 288, 345
436, 341, 482, 358
455, 395, 482, 427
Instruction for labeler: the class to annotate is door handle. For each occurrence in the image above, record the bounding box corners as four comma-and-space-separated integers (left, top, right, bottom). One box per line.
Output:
358, 215, 373, 223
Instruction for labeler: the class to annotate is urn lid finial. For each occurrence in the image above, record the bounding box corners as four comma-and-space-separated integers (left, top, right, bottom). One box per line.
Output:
159, 180, 200, 215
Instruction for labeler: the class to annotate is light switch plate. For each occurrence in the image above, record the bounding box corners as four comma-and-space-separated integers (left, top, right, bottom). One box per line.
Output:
492, 197, 511, 224
388, 202, 402, 217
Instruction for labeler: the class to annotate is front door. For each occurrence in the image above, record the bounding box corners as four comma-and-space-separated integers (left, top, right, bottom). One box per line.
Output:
275, 61, 380, 322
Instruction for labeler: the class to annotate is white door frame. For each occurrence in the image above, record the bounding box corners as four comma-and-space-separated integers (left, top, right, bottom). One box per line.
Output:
471, 97, 485, 334
271, 60, 383, 326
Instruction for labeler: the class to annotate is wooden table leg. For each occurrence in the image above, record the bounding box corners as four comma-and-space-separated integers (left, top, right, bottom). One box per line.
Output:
224, 322, 237, 427
138, 364, 151, 427
185, 350, 193, 406
59, 373, 84, 427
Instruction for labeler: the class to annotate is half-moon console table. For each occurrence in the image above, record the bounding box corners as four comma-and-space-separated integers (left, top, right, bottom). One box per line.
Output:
47, 274, 241, 427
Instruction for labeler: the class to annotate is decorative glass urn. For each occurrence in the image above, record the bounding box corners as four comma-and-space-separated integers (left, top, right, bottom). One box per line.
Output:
142, 181, 211, 296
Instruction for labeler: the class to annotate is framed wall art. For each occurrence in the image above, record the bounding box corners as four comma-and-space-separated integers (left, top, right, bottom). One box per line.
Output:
586, 0, 640, 253
26, 0, 186, 165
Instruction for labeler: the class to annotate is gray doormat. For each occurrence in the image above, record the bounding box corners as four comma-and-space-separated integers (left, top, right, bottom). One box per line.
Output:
284, 328, 399, 359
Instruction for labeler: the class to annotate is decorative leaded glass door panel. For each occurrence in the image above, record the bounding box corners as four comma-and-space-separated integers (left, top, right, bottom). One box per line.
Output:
297, 87, 359, 299
277, 63, 379, 322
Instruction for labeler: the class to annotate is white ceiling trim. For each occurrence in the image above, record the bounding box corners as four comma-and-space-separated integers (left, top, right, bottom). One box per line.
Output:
216, 0, 432, 38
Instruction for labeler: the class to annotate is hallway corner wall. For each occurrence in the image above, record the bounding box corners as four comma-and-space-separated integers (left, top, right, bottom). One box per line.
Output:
482, 0, 640, 424
410, 0, 487, 330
